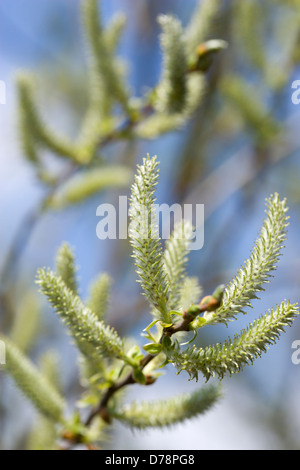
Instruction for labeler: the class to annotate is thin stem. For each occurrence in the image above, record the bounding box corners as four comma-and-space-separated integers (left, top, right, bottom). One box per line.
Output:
83, 309, 200, 429
85, 372, 136, 427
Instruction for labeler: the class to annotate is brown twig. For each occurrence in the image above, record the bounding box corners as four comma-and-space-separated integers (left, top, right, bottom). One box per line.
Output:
83, 304, 209, 429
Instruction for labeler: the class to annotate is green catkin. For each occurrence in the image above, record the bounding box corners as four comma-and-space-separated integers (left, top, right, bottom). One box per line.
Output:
2, 337, 65, 422
129, 155, 170, 323
206, 193, 290, 326
110, 386, 222, 429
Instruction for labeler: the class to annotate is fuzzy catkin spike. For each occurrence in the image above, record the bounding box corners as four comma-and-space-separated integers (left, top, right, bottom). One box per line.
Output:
48, 167, 131, 210
233, 0, 266, 71
81, 0, 111, 115
56, 243, 78, 294
81, 0, 130, 116
39, 350, 62, 393
170, 301, 299, 382
206, 194, 290, 326
129, 155, 170, 323
156, 15, 188, 114
36, 269, 125, 362
2, 336, 65, 423
221, 75, 280, 144
184, 74, 206, 115
79, 0, 112, 159
17, 74, 39, 163
76, 0, 128, 162
16, 74, 79, 162
10, 291, 40, 353
110, 385, 221, 429
185, 0, 221, 53
104, 12, 127, 53
178, 276, 203, 313
135, 75, 206, 140
27, 417, 57, 451
88, 273, 112, 321
164, 221, 193, 310
135, 113, 186, 140
27, 350, 62, 450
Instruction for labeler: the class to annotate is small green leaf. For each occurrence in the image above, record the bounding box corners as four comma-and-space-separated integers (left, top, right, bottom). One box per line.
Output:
127, 345, 143, 360
143, 319, 159, 331
212, 284, 225, 302
186, 304, 201, 318
189, 39, 228, 72
162, 336, 172, 349
133, 368, 146, 385
143, 343, 163, 355
77, 394, 99, 408
191, 317, 207, 329
141, 329, 157, 343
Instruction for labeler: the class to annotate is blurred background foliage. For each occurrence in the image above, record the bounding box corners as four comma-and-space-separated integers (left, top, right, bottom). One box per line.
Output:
1, 0, 300, 450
